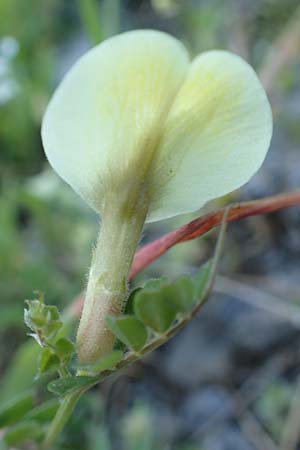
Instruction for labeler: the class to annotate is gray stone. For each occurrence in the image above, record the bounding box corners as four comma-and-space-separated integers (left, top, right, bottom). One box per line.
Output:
180, 386, 234, 433
153, 406, 182, 442
162, 319, 233, 388
200, 293, 298, 358
202, 426, 255, 450
229, 305, 298, 357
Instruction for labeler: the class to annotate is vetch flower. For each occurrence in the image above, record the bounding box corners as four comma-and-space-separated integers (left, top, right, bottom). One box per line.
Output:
42, 30, 272, 363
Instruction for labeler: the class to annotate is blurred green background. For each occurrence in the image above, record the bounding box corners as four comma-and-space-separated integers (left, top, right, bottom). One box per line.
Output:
0, 1, 300, 449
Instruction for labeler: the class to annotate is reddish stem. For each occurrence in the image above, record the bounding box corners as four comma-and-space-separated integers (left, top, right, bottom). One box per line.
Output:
130, 191, 300, 278
69, 191, 300, 318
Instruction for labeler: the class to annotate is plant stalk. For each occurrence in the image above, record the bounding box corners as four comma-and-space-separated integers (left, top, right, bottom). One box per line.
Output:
43, 389, 83, 449
76, 202, 148, 363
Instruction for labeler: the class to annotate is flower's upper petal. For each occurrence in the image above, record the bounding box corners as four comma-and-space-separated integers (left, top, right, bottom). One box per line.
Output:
42, 30, 189, 211
147, 50, 273, 222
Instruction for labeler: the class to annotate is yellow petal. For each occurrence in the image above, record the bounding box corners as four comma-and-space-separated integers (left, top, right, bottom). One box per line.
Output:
42, 30, 189, 212
148, 50, 273, 222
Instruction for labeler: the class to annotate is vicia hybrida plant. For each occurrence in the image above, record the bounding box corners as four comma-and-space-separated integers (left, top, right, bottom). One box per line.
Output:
42, 30, 272, 364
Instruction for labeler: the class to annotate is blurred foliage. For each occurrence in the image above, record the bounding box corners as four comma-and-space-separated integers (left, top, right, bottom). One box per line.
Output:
0, 0, 299, 449
255, 380, 294, 439
0, 0, 77, 176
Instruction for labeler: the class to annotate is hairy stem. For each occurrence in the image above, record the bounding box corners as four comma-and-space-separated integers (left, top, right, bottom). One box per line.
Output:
43, 210, 227, 448
76, 204, 148, 363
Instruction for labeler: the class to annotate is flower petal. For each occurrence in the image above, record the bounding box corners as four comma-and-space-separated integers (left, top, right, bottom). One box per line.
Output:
42, 30, 189, 211
148, 51, 273, 222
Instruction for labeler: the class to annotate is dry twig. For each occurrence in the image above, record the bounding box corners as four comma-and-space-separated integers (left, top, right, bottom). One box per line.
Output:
279, 375, 300, 450
215, 275, 300, 327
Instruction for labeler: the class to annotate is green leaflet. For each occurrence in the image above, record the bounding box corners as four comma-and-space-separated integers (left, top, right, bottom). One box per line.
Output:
48, 376, 97, 396
77, 350, 123, 374
24, 294, 76, 380
38, 348, 61, 375
24, 294, 63, 346
106, 316, 148, 352
133, 265, 210, 333
162, 275, 196, 315
49, 260, 217, 402
108, 262, 213, 346
134, 288, 177, 333
55, 337, 75, 362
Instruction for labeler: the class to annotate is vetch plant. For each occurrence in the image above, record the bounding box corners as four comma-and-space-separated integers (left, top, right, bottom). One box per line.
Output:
42, 29, 272, 364
2, 190, 300, 449
7, 28, 300, 449
0, 0, 299, 444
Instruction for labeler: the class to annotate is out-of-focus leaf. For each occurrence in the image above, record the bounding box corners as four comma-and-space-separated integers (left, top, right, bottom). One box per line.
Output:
106, 316, 148, 352
78, 0, 103, 44
3, 420, 43, 446
0, 305, 23, 329
0, 391, 34, 428
48, 376, 97, 396
100, 0, 120, 38
0, 341, 40, 404
24, 399, 59, 423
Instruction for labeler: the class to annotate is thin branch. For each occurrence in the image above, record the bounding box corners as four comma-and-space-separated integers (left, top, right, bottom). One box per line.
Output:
238, 351, 299, 412
183, 350, 299, 442
215, 275, 300, 327
130, 191, 300, 279
239, 410, 279, 450
43, 389, 83, 449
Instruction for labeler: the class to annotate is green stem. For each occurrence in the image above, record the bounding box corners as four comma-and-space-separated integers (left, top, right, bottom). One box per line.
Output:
76, 203, 148, 363
100, 0, 120, 38
43, 390, 83, 449
78, 0, 103, 44
42, 209, 227, 448
75, 209, 229, 391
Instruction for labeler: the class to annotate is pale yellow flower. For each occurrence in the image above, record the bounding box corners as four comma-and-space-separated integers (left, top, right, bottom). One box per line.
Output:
42, 30, 272, 362
42, 29, 272, 223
